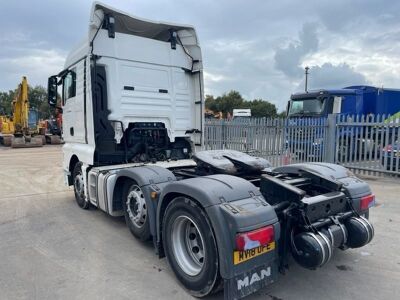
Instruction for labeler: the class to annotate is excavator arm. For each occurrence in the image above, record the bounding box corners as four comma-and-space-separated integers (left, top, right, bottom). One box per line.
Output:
12, 76, 29, 136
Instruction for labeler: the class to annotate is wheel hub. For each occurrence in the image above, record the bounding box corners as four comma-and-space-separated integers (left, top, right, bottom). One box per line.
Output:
74, 173, 84, 198
126, 186, 147, 228
171, 216, 205, 276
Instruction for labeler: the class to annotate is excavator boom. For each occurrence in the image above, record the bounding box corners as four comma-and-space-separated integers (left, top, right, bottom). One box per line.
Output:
12, 76, 29, 135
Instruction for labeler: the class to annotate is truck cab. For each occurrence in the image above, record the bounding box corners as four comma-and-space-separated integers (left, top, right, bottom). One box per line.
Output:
287, 88, 363, 118
288, 86, 400, 118
48, 2, 203, 176
286, 86, 400, 160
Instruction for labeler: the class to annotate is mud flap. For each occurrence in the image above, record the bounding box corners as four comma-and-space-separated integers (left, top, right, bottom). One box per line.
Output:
224, 263, 278, 300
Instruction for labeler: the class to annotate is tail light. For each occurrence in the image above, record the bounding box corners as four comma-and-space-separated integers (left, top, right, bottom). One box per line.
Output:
235, 225, 274, 251
360, 194, 375, 211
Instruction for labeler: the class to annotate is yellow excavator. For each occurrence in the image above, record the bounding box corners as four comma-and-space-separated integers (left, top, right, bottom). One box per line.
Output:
0, 77, 43, 148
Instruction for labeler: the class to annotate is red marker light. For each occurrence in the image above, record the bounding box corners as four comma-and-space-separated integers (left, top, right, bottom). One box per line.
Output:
360, 194, 375, 211
236, 225, 274, 251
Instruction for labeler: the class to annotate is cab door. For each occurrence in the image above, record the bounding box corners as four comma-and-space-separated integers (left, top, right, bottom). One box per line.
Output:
62, 60, 86, 143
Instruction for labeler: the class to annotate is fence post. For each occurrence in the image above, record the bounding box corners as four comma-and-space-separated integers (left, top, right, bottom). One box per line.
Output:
325, 114, 337, 163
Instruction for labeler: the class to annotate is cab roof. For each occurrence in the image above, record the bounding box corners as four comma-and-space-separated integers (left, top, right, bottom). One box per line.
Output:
291, 85, 400, 100
90, 2, 198, 43
64, 1, 199, 69
291, 88, 359, 100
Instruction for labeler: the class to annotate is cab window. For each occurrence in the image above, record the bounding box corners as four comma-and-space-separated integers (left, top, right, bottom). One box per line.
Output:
63, 69, 76, 103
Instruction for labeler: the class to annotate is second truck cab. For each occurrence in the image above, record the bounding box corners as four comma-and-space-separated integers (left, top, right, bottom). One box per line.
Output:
288, 86, 400, 118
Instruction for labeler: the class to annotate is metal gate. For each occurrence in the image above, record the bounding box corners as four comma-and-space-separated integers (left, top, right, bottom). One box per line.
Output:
204, 115, 400, 177
335, 114, 400, 176
204, 117, 329, 166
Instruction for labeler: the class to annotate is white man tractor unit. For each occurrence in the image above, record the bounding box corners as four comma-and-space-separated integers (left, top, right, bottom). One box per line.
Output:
48, 3, 375, 299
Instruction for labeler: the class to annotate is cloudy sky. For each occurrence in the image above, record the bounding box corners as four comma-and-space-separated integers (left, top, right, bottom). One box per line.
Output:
1, 0, 399, 110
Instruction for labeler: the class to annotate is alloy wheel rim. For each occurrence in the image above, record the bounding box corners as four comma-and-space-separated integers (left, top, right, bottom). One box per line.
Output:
126, 185, 147, 228
171, 215, 205, 276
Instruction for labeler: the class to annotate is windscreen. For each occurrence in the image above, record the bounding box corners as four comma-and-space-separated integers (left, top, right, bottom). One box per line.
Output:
288, 97, 326, 116
28, 110, 38, 128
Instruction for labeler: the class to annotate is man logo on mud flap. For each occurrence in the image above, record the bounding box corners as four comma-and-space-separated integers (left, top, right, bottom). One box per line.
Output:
237, 267, 271, 290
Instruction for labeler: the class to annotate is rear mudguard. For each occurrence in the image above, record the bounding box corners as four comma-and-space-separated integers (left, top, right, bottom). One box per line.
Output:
158, 174, 280, 279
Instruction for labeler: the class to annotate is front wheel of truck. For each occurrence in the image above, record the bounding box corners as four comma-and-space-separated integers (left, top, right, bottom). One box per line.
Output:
162, 197, 221, 297
122, 180, 151, 241
72, 162, 90, 209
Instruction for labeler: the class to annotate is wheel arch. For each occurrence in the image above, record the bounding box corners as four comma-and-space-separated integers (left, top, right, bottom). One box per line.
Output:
67, 155, 80, 186
157, 187, 235, 279
109, 166, 176, 238
69, 155, 80, 173
156, 181, 217, 257
160, 194, 223, 297
157, 179, 229, 255
112, 176, 134, 213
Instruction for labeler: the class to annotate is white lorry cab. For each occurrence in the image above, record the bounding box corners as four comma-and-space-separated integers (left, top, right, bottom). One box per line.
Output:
48, 3, 375, 299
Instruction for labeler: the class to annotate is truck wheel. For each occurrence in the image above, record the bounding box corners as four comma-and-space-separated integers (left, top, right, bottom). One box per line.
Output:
122, 181, 151, 241
73, 162, 90, 209
162, 197, 221, 297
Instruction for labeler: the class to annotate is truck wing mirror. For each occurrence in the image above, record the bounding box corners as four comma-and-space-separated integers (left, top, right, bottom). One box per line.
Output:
48, 76, 58, 107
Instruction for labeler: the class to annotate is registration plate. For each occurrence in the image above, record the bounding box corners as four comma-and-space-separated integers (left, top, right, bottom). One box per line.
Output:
233, 241, 275, 265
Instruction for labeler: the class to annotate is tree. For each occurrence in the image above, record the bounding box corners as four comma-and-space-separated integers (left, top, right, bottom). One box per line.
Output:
0, 89, 17, 115
247, 99, 277, 118
217, 90, 245, 116
29, 85, 51, 119
0, 85, 50, 119
204, 90, 279, 118
204, 90, 245, 117
277, 111, 287, 118
205, 94, 217, 111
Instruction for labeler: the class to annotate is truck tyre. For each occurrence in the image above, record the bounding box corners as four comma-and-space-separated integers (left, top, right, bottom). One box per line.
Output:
73, 162, 90, 209
162, 197, 221, 297
122, 181, 151, 241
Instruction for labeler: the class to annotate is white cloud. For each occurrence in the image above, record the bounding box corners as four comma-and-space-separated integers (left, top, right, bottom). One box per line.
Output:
0, 49, 66, 90
296, 63, 368, 91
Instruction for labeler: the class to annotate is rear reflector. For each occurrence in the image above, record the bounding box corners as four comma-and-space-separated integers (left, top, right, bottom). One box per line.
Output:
360, 194, 375, 211
236, 225, 274, 251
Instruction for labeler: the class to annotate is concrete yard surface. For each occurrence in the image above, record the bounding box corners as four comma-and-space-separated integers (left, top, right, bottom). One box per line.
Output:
0, 146, 399, 300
